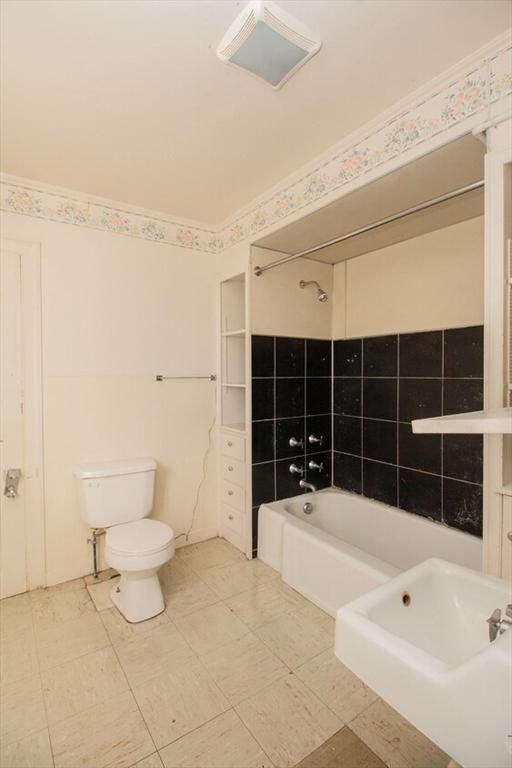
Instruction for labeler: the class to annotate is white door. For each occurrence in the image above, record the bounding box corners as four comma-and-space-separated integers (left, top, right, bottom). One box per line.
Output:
0, 245, 27, 597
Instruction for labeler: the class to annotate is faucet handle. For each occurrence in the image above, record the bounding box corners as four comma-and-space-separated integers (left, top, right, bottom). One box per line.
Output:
289, 463, 305, 476
308, 433, 323, 446
289, 436, 303, 449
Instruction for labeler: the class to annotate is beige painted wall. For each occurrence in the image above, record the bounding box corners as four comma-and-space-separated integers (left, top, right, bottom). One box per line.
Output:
251, 247, 333, 339
2, 211, 218, 586
332, 216, 484, 339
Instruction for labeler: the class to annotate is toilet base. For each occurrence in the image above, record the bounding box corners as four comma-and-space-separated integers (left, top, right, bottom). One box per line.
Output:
111, 570, 165, 623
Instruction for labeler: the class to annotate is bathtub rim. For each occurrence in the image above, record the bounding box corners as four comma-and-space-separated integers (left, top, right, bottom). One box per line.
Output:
259, 486, 483, 575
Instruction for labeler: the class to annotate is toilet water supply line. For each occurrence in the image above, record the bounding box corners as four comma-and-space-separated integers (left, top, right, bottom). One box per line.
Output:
88, 528, 105, 580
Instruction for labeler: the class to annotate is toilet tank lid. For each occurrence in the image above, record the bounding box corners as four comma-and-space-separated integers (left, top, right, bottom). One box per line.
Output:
75, 458, 157, 479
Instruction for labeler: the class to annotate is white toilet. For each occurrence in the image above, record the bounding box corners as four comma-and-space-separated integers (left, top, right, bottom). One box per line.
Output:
76, 458, 174, 623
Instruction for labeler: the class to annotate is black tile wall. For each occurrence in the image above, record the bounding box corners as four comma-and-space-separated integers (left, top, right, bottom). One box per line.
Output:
252, 326, 484, 555
332, 325, 484, 538
251, 335, 332, 554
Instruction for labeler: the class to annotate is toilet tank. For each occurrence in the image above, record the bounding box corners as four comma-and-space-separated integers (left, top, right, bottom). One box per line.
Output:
75, 458, 157, 529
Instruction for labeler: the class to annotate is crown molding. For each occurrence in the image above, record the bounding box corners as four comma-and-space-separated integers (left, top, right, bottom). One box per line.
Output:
1, 31, 510, 254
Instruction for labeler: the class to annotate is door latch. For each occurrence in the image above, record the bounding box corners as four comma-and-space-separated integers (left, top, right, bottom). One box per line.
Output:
3, 469, 21, 498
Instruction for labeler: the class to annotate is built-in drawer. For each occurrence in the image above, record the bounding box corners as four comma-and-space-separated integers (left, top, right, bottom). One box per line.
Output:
220, 479, 244, 512
221, 504, 243, 536
221, 455, 245, 487
220, 432, 245, 461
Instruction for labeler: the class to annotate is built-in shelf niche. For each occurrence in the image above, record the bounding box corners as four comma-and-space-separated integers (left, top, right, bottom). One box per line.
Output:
222, 334, 245, 386
221, 275, 245, 334
219, 273, 247, 432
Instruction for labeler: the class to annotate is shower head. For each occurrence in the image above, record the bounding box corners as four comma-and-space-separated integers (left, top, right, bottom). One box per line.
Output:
299, 280, 328, 302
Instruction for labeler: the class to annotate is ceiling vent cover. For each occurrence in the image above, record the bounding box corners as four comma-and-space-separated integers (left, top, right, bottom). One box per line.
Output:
216, 1, 321, 89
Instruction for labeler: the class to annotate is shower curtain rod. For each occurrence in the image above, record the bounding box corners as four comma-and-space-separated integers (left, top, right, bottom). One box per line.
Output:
253, 180, 484, 276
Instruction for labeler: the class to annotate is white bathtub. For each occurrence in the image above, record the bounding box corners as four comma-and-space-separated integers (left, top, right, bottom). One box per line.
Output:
258, 489, 482, 617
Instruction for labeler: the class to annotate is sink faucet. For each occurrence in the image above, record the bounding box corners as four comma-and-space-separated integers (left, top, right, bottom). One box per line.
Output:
299, 479, 316, 493
486, 604, 512, 641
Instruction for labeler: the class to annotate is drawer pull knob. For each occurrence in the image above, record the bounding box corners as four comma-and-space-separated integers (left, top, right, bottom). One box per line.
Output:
227, 441, 233, 447
228, 490, 234, 496
228, 465, 234, 471
228, 514, 234, 521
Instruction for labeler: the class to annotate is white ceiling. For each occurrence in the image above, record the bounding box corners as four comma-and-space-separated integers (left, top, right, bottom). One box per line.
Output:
1, 0, 510, 224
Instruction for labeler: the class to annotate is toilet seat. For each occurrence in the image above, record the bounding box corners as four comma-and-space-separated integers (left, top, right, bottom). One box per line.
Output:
106, 519, 174, 557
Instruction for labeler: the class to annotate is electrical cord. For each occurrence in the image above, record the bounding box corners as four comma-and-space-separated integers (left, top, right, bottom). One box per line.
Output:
175, 387, 217, 543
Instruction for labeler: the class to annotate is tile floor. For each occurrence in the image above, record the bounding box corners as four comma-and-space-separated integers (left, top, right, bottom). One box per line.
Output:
0, 538, 452, 768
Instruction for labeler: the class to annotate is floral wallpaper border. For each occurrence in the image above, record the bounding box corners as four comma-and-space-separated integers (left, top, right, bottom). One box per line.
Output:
1, 43, 510, 255
0, 182, 219, 254
217, 43, 512, 252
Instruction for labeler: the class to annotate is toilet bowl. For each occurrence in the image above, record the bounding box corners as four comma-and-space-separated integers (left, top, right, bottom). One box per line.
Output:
106, 519, 175, 623
75, 457, 174, 623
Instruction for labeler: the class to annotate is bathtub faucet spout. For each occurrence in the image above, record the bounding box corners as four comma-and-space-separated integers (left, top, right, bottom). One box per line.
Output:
299, 479, 316, 493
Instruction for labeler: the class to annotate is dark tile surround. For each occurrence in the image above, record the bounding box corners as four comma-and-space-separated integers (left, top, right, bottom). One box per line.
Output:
252, 326, 484, 554
333, 325, 484, 537
251, 336, 332, 554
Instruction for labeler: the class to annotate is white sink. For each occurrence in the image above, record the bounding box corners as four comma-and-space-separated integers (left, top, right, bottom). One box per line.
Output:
335, 558, 512, 768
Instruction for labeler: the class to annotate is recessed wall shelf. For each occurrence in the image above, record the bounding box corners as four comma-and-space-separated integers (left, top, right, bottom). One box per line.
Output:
412, 407, 512, 434
217, 270, 250, 558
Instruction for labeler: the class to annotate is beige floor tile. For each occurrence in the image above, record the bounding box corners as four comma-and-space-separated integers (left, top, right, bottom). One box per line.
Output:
201, 632, 288, 705
295, 726, 386, 768
236, 673, 342, 768
350, 699, 451, 768
159, 557, 198, 590
159, 709, 273, 768
100, 606, 171, 646
0, 675, 47, 746
200, 559, 278, 599
133, 657, 230, 749
163, 574, 220, 619
0, 625, 39, 685
42, 646, 128, 724
50, 690, 154, 768
0, 728, 54, 768
174, 602, 250, 656
32, 588, 95, 631
0, 592, 31, 620
296, 649, 378, 723
29, 577, 86, 602
176, 537, 245, 573
254, 608, 333, 669
115, 622, 194, 688
296, 602, 336, 633
86, 576, 120, 611
225, 580, 308, 629
0, 595, 33, 639
35, 612, 110, 670
132, 753, 164, 768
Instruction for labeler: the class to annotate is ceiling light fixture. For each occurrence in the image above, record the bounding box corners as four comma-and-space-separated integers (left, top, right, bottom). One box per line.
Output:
216, 0, 321, 89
